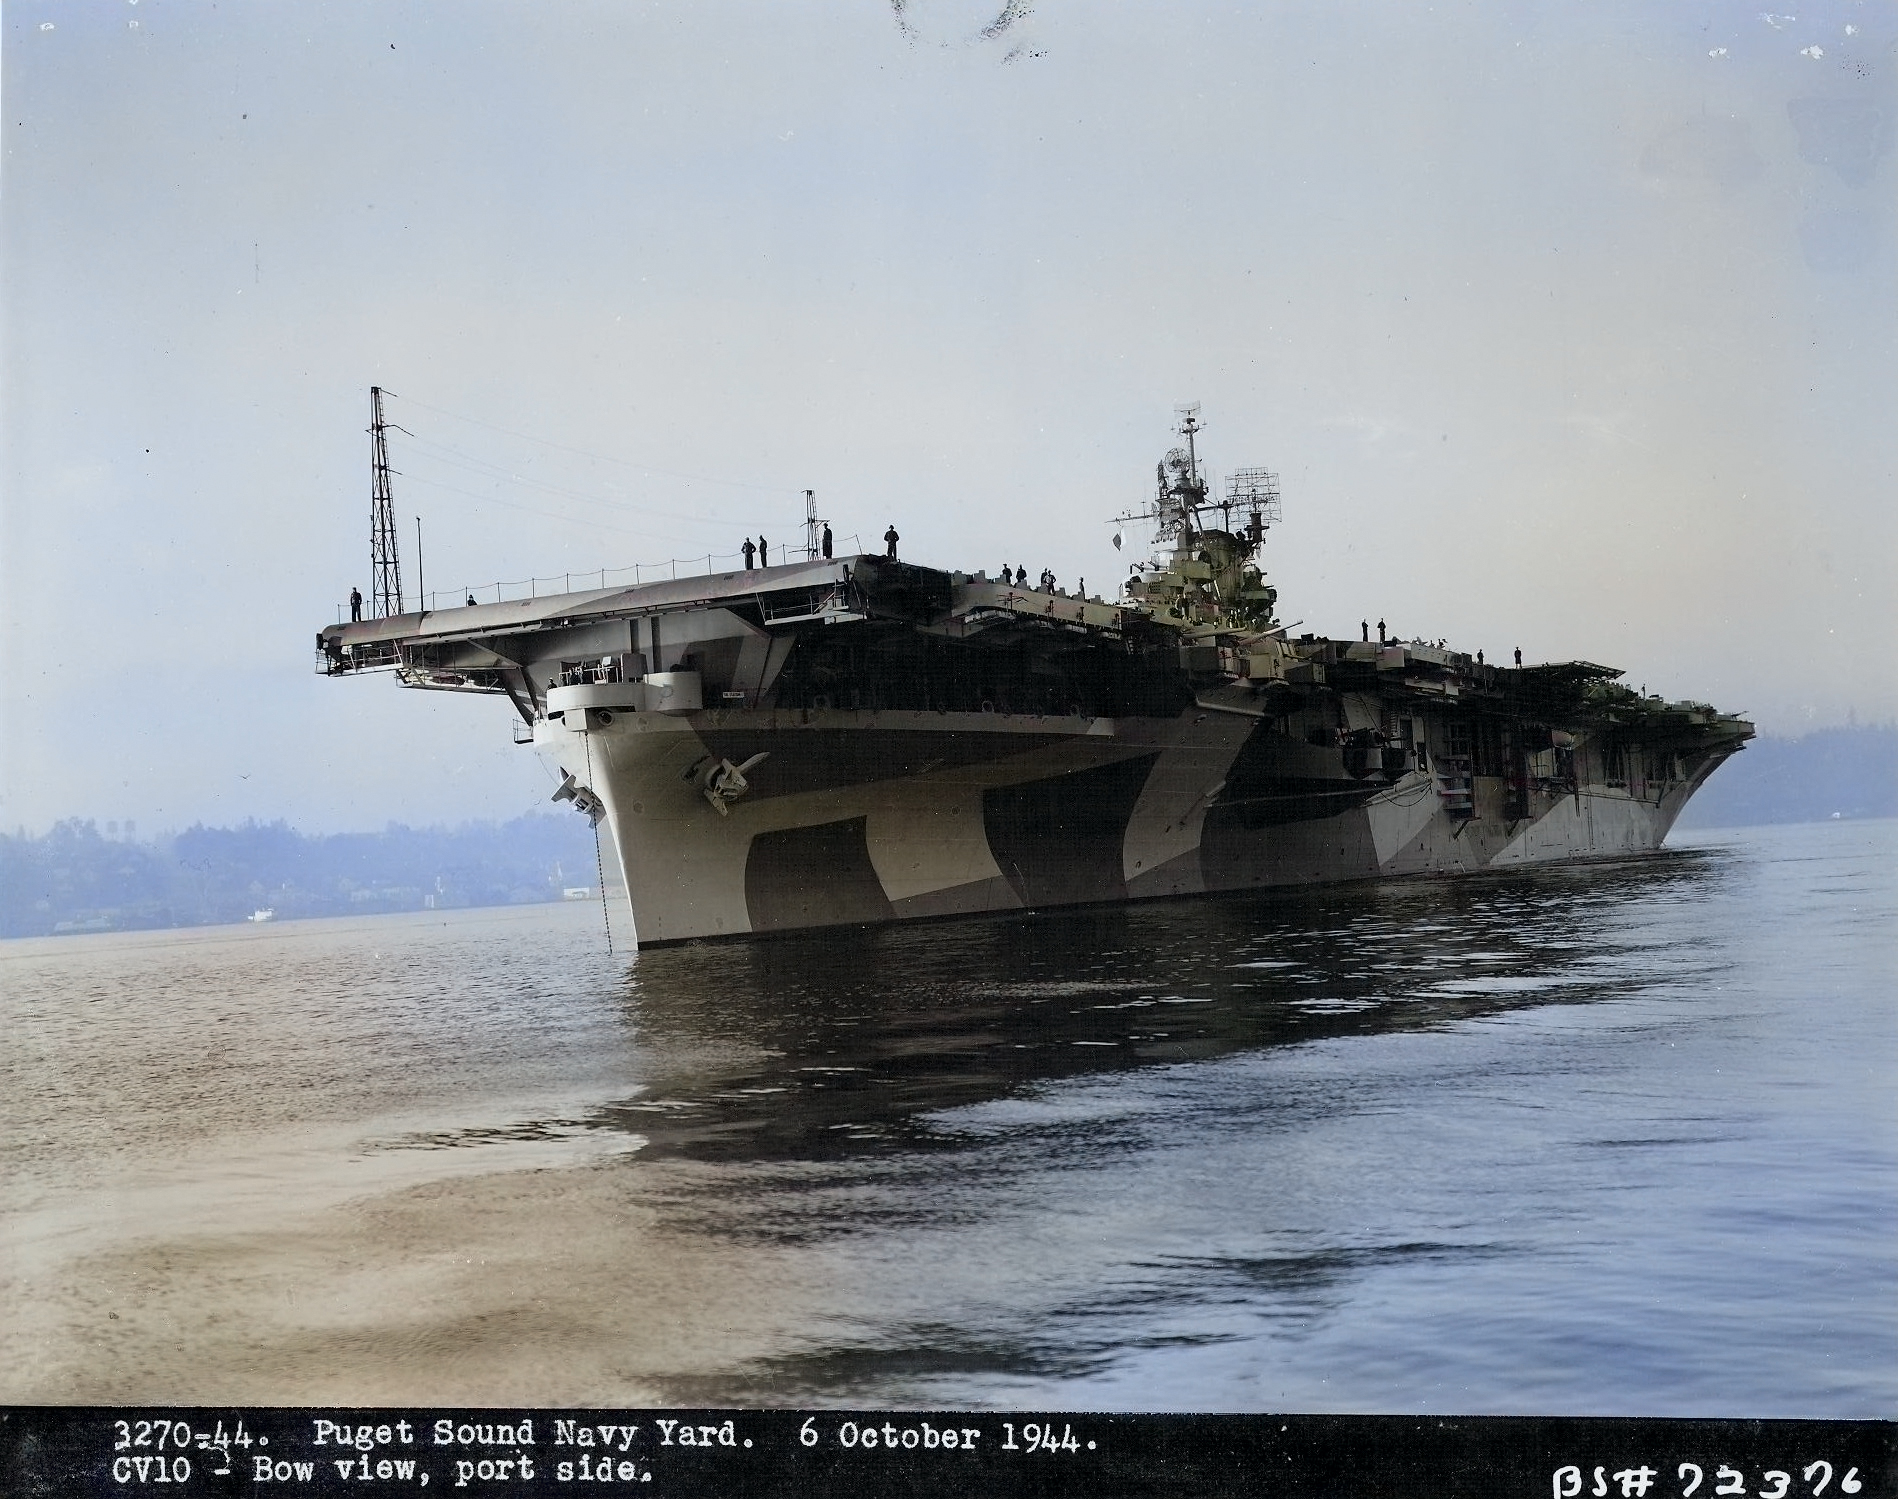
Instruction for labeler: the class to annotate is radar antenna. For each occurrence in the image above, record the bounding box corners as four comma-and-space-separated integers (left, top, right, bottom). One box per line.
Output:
1226, 467, 1282, 548
369, 386, 404, 618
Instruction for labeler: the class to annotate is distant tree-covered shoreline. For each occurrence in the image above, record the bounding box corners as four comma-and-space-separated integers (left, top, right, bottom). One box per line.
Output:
0, 814, 598, 939
1672, 723, 1896, 830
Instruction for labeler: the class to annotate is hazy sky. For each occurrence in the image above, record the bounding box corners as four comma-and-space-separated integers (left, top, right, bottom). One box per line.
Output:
5, 0, 1893, 836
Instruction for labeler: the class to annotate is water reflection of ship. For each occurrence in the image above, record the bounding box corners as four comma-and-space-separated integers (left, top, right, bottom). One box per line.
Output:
573, 848, 1723, 1166
318, 400, 1752, 948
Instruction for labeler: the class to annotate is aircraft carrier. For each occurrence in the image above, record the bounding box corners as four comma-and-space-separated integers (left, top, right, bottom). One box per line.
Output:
317, 404, 1753, 947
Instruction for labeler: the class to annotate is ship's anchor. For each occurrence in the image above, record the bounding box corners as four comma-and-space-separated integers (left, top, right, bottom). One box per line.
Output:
550, 770, 606, 826
700, 752, 769, 815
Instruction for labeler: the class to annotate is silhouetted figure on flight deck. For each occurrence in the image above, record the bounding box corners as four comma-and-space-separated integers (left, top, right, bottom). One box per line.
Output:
1362, 620, 1369, 642
884, 525, 900, 558
742, 538, 756, 570
822, 524, 833, 560
1377, 618, 1387, 644
758, 536, 769, 567
467, 595, 478, 607
1514, 647, 1523, 668
350, 587, 362, 622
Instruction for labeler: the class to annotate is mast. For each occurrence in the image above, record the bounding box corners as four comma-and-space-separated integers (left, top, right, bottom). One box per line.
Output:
1149, 403, 1205, 546
369, 386, 404, 618
1179, 404, 1202, 496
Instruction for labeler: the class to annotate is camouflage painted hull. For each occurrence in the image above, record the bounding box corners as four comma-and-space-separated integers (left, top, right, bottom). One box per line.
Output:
540, 703, 1727, 948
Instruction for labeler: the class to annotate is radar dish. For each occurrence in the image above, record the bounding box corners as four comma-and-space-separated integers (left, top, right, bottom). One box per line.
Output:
1227, 467, 1283, 524
1165, 447, 1192, 472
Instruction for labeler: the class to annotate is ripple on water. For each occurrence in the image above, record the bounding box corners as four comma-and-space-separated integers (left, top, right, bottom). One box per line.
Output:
3, 821, 1893, 1413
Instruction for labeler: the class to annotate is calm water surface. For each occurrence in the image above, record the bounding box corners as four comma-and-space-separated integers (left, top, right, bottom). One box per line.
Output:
3, 820, 1893, 1413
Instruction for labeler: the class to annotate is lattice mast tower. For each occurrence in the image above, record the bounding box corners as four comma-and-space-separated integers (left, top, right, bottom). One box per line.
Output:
369, 386, 404, 618
802, 489, 830, 561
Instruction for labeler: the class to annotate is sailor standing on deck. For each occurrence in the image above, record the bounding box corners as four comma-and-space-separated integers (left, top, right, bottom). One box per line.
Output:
822, 524, 833, 560
742, 538, 756, 570
884, 524, 899, 558
350, 587, 362, 622
758, 536, 769, 567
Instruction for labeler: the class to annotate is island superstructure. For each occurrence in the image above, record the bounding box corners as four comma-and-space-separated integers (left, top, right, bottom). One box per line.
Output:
317, 406, 1753, 947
